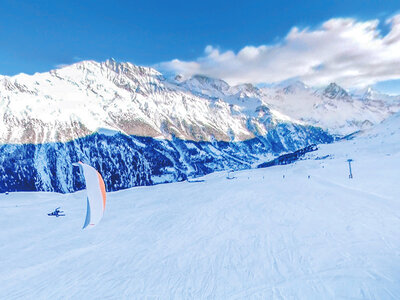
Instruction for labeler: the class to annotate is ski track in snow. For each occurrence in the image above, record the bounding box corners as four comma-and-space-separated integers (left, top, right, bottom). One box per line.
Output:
1, 139, 400, 299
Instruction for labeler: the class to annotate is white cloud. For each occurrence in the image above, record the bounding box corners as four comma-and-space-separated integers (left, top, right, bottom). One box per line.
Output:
158, 15, 400, 88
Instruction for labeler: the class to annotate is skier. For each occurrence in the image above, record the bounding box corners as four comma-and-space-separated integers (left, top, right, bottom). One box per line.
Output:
48, 207, 65, 217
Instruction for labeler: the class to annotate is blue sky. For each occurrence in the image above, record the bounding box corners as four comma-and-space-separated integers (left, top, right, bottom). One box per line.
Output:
1, 0, 400, 93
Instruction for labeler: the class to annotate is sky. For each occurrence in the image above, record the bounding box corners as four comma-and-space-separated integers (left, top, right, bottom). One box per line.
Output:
1, 0, 400, 93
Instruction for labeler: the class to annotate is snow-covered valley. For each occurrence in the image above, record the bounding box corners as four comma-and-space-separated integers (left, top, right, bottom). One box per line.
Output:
1, 114, 399, 299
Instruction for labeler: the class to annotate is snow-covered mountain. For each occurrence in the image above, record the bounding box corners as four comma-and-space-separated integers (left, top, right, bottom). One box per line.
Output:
280, 80, 310, 95
175, 76, 400, 136
259, 82, 400, 135
0, 59, 303, 144
0, 59, 334, 193
1, 60, 242, 144
320, 82, 351, 100
352, 86, 400, 103
2, 59, 398, 143
0, 59, 398, 193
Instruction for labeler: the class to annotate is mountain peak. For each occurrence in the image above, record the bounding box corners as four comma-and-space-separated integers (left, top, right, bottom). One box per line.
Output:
232, 83, 259, 94
102, 59, 161, 77
351, 85, 400, 102
178, 74, 230, 98
280, 80, 309, 94
358, 86, 378, 100
191, 75, 230, 89
323, 82, 349, 99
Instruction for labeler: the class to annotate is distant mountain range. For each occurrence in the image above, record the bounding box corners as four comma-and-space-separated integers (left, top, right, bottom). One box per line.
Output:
0, 59, 399, 193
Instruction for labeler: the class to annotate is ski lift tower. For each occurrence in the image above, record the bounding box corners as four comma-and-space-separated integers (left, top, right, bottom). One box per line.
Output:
347, 159, 353, 179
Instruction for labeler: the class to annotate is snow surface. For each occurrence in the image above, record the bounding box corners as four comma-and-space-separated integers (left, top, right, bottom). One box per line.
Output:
1, 119, 400, 299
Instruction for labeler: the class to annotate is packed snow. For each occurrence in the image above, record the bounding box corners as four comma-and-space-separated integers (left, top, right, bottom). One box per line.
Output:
1, 117, 399, 299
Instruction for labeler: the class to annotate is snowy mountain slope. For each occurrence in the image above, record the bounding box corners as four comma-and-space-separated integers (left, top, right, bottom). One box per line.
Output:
1, 114, 399, 299
176, 75, 400, 136
1, 60, 237, 143
2, 60, 397, 145
0, 59, 313, 145
352, 86, 400, 103
344, 110, 400, 154
319, 82, 351, 100
175, 74, 231, 99
259, 81, 400, 135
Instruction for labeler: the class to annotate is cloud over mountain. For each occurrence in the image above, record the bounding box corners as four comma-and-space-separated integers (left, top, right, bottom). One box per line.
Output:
159, 14, 400, 88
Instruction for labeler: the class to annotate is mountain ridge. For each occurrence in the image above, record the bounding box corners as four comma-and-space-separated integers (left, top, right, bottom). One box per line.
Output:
0, 59, 399, 192
0, 59, 317, 145
1, 59, 399, 145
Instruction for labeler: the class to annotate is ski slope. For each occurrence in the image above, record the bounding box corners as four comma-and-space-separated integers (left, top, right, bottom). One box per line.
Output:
1, 124, 400, 299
